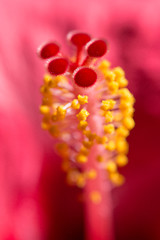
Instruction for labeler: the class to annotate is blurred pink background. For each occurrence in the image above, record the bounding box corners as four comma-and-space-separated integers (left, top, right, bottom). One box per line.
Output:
0, 0, 160, 239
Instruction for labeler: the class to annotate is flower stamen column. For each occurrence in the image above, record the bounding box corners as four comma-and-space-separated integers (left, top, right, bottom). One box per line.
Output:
38, 31, 135, 240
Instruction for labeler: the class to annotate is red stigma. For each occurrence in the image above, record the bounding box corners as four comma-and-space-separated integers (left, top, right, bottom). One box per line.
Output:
86, 39, 107, 57
68, 31, 91, 47
47, 57, 69, 75
38, 42, 60, 59
74, 67, 97, 88
38, 32, 109, 88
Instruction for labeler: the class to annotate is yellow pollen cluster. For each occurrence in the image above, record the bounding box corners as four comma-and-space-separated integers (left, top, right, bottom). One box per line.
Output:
76, 109, 90, 121
97, 60, 135, 185
40, 59, 135, 191
101, 99, 116, 111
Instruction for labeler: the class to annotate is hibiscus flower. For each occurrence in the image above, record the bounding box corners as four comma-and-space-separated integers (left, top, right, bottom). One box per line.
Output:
0, 0, 160, 239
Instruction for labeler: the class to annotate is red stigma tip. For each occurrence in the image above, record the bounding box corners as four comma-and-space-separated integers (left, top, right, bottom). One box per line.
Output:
86, 39, 107, 58
67, 31, 91, 48
73, 67, 97, 88
38, 42, 60, 59
47, 57, 69, 75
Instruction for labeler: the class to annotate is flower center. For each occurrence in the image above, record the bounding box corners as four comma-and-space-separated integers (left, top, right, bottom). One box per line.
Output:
38, 32, 135, 193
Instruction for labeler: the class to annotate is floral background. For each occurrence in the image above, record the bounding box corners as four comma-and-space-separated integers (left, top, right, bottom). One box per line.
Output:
0, 0, 160, 239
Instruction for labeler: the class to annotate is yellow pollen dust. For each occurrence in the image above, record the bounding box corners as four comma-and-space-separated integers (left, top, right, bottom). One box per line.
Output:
77, 109, 89, 121
78, 121, 88, 130
116, 154, 128, 167
77, 95, 88, 105
101, 99, 116, 111
71, 99, 80, 109
104, 124, 115, 134
105, 111, 114, 123
76, 154, 88, 164
105, 161, 117, 173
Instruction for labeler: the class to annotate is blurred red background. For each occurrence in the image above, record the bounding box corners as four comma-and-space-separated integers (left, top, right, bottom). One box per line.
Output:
0, 0, 160, 239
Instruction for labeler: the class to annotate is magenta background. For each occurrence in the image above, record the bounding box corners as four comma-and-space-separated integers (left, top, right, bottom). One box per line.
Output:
0, 0, 160, 239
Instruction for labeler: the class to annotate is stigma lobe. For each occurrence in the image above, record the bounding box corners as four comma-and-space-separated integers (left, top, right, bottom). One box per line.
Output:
73, 67, 97, 88
86, 39, 107, 58
67, 31, 91, 47
47, 57, 69, 75
37, 42, 60, 59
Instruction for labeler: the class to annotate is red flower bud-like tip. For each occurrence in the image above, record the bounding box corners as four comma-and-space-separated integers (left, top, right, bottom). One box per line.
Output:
86, 39, 108, 58
37, 42, 60, 59
73, 67, 97, 88
67, 31, 91, 48
46, 57, 69, 75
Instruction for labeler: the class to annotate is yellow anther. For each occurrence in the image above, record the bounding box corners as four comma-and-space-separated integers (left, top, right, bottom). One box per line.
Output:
55, 75, 67, 83
117, 77, 128, 88
90, 191, 102, 204
120, 100, 133, 110
78, 121, 88, 130
116, 155, 128, 167
122, 107, 135, 117
51, 112, 57, 122
98, 60, 111, 70
105, 141, 116, 151
41, 122, 50, 130
116, 138, 129, 154
118, 88, 133, 99
71, 99, 80, 109
77, 109, 89, 121
76, 174, 86, 188
76, 154, 88, 164
83, 140, 93, 149
114, 67, 125, 78
96, 155, 105, 162
57, 105, 66, 120
49, 125, 60, 137
42, 97, 52, 106
109, 172, 125, 186
104, 124, 115, 134
77, 95, 88, 105
105, 161, 117, 173
40, 105, 50, 115
104, 71, 116, 82
44, 74, 52, 85
123, 117, 135, 130
105, 111, 114, 123
101, 99, 116, 111
44, 76, 59, 88
86, 169, 97, 179
96, 136, 108, 144
49, 79, 58, 88
79, 146, 88, 155
108, 81, 119, 94
40, 85, 51, 96
116, 126, 129, 137
83, 130, 96, 141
